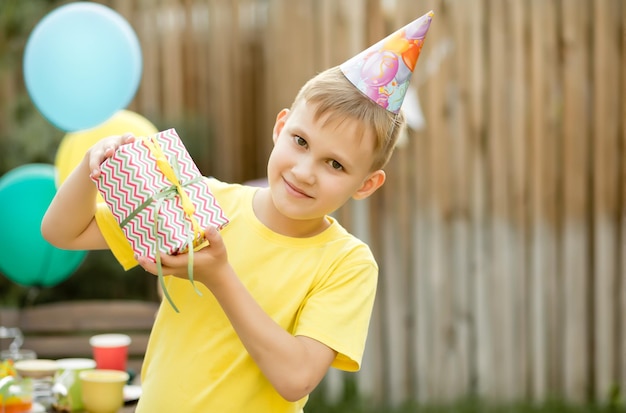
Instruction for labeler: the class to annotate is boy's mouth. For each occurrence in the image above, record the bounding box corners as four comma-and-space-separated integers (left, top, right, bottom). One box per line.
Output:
283, 177, 312, 199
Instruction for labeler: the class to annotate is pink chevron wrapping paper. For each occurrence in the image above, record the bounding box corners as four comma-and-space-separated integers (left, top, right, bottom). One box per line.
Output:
93, 128, 229, 260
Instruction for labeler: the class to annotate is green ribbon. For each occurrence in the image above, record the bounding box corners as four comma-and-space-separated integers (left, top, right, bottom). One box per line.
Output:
121, 157, 205, 313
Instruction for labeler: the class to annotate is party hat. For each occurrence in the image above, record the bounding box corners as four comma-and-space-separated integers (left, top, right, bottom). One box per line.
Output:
340, 11, 434, 114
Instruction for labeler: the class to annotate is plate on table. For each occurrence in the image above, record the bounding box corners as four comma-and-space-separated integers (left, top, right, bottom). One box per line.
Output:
124, 384, 142, 403
14, 359, 59, 379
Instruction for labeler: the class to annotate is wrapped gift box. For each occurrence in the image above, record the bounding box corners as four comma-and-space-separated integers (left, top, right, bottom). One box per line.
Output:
93, 128, 229, 261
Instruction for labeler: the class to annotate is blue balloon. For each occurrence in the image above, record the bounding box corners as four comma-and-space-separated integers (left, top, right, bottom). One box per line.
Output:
23, 2, 142, 132
0, 164, 87, 287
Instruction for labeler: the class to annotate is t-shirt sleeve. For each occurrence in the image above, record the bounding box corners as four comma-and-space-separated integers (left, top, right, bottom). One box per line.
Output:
293, 251, 378, 372
94, 202, 137, 270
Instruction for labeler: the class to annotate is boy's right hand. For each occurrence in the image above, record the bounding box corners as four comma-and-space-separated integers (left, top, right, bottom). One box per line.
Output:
88, 133, 136, 179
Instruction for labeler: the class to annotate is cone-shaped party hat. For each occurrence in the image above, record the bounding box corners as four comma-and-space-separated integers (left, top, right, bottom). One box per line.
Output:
340, 11, 434, 114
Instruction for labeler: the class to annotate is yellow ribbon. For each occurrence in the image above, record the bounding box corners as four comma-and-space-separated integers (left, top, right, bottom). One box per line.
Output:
139, 136, 207, 313
142, 136, 204, 243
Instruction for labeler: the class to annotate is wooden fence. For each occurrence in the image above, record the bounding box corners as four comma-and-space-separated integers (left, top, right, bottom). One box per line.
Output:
1, 0, 625, 407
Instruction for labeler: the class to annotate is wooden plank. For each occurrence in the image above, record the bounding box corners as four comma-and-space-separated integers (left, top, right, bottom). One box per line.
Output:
507, 0, 529, 400
135, 0, 162, 118
448, 0, 474, 392
560, 0, 591, 402
17, 301, 158, 332
352, 199, 383, 403
238, 0, 263, 181
487, 0, 516, 400
192, 0, 213, 173
160, 0, 184, 119
592, 0, 621, 400
417, 0, 453, 403
0, 308, 20, 327
366, 197, 388, 404
411, 89, 433, 402
541, 2, 561, 397
465, 0, 490, 401
429, 0, 470, 401
257, 0, 277, 174
528, 0, 549, 402
207, 0, 235, 181
181, 0, 198, 111
229, 1, 244, 182
112, 0, 135, 109
379, 154, 410, 406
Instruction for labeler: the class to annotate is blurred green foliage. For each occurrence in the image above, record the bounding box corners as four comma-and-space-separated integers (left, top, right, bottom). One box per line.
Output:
1, 250, 160, 307
0, 0, 64, 175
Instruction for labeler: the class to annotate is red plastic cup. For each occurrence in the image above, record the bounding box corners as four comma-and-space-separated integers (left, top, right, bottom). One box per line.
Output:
89, 334, 131, 372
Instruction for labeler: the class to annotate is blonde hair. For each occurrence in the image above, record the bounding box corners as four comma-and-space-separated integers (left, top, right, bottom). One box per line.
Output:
291, 66, 405, 171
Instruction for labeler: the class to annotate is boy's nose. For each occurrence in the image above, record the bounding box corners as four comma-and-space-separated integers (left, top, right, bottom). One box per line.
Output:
291, 158, 316, 185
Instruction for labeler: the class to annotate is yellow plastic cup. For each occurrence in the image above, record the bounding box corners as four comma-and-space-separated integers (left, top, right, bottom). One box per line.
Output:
79, 369, 128, 413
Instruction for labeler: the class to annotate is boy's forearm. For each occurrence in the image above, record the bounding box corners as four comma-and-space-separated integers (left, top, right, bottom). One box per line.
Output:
209, 266, 334, 402
41, 156, 106, 250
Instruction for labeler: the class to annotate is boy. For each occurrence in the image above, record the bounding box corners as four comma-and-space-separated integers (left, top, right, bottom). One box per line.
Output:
42, 11, 433, 412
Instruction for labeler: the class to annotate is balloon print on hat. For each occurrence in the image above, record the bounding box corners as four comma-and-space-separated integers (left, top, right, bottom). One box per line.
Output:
23, 2, 142, 132
340, 11, 434, 114
0, 164, 87, 287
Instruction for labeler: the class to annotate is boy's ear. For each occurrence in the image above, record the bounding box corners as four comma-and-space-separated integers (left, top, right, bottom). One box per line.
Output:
272, 109, 290, 143
353, 170, 386, 200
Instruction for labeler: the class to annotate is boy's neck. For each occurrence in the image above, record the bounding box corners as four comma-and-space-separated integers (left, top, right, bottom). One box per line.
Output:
253, 188, 330, 238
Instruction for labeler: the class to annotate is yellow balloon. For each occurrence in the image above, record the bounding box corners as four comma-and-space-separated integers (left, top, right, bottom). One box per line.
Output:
55, 109, 159, 186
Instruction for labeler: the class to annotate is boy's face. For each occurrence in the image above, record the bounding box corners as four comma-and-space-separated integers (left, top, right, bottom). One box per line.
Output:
267, 99, 385, 222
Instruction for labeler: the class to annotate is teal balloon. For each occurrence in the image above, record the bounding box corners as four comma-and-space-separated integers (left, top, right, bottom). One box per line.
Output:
0, 164, 87, 287
23, 2, 142, 132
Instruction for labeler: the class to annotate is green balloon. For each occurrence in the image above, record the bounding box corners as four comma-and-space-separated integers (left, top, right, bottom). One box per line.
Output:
0, 164, 86, 287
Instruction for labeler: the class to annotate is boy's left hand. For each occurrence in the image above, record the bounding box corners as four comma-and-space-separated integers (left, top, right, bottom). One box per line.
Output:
136, 225, 230, 290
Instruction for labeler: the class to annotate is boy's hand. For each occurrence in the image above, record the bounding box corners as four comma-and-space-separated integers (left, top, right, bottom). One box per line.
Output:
87, 133, 136, 179
42, 133, 137, 251
136, 226, 231, 291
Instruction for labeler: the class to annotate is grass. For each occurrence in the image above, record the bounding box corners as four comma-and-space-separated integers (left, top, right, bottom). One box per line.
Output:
306, 399, 625, 413
305, 378, 626, 413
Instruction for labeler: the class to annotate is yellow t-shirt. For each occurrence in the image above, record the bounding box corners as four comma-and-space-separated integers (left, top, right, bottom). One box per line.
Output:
95, 178, 378, 412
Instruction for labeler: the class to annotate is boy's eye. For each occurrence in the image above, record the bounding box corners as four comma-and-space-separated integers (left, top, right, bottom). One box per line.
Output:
330, 160, 343, 171
295, 136, 307, 147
